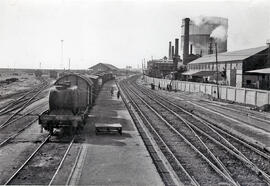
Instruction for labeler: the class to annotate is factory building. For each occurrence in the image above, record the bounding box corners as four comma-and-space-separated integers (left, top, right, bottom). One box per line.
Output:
181, 17, 228, 64
146, 58, 175, 78
184, 45, 270, 88
147, 39, 182, 78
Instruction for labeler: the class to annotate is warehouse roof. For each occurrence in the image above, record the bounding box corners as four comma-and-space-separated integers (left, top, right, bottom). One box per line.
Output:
189, 46, 268, 64
89, 63, 119, 71
247, 68, 270, 74
192, 71, 217, 77
182, 70, 218, 76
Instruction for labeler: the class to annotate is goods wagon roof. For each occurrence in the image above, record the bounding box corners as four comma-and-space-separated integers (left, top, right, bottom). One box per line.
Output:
55, 73, 93, 86
189, 46, 268, 64
84, 74, 99, 80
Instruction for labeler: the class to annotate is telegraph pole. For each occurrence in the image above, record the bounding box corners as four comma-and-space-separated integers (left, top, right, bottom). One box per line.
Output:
215, 42, 219, 99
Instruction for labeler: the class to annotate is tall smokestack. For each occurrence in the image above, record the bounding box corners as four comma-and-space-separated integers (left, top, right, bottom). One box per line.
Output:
183, 18, 190, 65
175, 38, 179, 57
174, 38, 180, 70
172, 46, 175, 58
208, 37, 214, 54
169, 41, 172, 60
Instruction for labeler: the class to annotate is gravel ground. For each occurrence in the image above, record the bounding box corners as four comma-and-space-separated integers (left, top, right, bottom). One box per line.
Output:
0, 122, 49, 184
0, 72, 40, 99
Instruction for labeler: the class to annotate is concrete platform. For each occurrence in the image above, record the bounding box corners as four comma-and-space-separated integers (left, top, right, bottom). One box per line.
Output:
76, 80, 164, 185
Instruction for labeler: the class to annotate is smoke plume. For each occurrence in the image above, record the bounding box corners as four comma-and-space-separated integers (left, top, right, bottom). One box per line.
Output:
191, 16, 227, 26
210, 25, 228, 41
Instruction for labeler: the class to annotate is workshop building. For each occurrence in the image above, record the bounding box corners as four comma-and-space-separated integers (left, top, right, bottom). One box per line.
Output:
184, 46, 269, 88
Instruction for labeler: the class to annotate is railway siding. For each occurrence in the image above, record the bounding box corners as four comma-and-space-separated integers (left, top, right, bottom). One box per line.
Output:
122, 76, 270, 185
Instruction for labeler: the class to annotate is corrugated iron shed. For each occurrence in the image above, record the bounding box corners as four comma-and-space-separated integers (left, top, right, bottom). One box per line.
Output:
189, 46, 268, 64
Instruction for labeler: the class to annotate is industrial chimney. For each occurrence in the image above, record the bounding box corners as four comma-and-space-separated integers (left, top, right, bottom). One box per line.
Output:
267, 39, 270, 66
173, 38, 180, 70
175, 38, 179, 57
183, 18, 190, 65
208, 37, 214, 54
172, 46, 175, 58
169, 41, 172, 60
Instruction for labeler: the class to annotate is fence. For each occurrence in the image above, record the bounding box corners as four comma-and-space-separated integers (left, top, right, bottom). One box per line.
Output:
144, 76, 270, 107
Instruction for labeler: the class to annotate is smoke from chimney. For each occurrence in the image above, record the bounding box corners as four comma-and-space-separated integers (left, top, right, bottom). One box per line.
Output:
210, 25, 227, 41
191, 16, 228, 26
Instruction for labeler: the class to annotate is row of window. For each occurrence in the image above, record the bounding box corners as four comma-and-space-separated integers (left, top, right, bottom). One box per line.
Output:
188, 62, 241, 71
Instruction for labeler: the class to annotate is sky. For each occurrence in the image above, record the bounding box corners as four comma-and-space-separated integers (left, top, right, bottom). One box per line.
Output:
0, 0, 270, 69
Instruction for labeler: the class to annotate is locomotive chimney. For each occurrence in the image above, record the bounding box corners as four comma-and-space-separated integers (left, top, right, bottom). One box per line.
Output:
183, 18, 190, 65
169, 41, 172, 60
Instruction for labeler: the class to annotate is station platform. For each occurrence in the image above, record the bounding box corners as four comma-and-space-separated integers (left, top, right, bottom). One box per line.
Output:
76, 80, 164, 185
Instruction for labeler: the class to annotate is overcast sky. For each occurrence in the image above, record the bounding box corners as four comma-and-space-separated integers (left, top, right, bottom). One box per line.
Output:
0, 0, 270, 69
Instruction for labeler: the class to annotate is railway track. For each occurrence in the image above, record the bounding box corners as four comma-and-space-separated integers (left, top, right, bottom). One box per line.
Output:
120, 81, 230, 185
0, 78, 50, 131
0, 102, 48, 147
0, 77, 50, 117
120, 76, 270, 185
160, 89, 270, 132
4, 135, 76, 185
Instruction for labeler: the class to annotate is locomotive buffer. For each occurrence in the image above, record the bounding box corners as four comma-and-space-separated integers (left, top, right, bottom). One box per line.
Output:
95, 123, 122, 135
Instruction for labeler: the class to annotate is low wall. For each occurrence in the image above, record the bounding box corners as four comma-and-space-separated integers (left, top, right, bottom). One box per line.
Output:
144, 76, 270, 107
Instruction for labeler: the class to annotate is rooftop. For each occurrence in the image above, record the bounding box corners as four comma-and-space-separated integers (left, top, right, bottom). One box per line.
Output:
247, 68, 270, 74
89, 63, 119, 71
189, 46, 268, 64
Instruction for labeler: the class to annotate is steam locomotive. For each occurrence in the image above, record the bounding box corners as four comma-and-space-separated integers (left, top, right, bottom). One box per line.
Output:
39, 72, 113, 134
